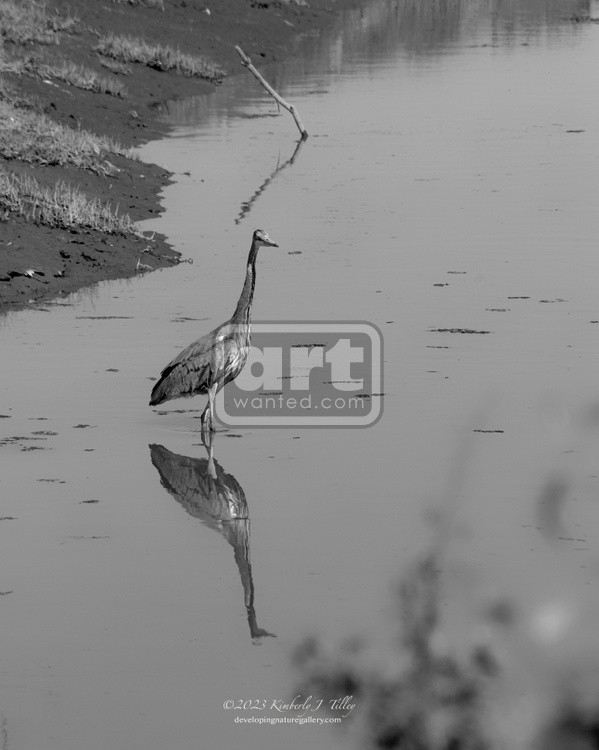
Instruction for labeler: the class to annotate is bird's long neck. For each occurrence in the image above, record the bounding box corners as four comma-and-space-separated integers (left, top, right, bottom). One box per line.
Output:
231, 240, 259, 326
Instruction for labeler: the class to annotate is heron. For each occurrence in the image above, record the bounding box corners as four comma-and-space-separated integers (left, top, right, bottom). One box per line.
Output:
149, 440, 276, 641
149, 229, 279, 435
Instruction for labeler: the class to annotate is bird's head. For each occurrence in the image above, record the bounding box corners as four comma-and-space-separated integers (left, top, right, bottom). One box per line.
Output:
253, 229, 279, 248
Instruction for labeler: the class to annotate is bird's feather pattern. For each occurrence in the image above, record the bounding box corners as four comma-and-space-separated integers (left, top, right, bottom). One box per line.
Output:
150, 321, 250, 405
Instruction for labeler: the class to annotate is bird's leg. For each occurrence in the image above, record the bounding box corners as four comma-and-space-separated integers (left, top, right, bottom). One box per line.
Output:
208, 383, 218, 432
206, 434, 217, 479
201, 384, 218, 439
200, 404, 211, 440
201, 426, 217, 478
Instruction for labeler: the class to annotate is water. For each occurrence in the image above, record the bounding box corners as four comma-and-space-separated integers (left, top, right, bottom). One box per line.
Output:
2, 1, 599, 747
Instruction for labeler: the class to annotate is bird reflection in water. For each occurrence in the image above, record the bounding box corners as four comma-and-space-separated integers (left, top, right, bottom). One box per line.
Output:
149, 437, 276, 642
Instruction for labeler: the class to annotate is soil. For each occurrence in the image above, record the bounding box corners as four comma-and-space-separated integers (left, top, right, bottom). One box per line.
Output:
0, 0, 356, 309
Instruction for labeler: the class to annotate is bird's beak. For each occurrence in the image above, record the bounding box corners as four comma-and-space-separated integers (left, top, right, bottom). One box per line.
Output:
263, 234, 278, 247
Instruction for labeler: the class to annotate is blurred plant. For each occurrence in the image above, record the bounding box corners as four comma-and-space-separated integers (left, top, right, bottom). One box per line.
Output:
294, 401, 599, 749
294, 549, 497, 750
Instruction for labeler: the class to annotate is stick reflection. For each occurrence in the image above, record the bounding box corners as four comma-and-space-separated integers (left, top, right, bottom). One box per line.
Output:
235, 137, 305, 225
149, 439, 276, 642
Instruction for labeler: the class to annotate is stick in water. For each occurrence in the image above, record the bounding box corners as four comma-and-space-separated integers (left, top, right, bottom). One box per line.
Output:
235, 45, 308, 140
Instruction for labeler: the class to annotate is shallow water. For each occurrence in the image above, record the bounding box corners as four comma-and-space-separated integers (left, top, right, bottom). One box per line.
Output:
2, 1, 599, 747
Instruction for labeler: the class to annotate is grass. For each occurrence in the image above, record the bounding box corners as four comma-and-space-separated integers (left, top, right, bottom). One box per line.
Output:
98, 56, 133, 76
0, 45, 24, 75
112, 0, 165, 9
0, 0, 78, 45
0, 101, 134, 173
0, 167, 136, 233
95, 34, 226, 82
34, 60, 128, 97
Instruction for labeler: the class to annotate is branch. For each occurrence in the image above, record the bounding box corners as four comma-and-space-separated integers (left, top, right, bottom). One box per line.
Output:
235, 45, 308, 140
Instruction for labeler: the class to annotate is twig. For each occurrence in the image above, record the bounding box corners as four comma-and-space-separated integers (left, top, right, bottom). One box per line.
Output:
235, 45, 308, 140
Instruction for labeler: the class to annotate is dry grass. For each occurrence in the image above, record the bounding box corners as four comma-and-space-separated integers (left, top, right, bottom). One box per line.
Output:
34, 60, 128, 97
95, 34, 226, 82
0, 101, 134, 173
97, 56, 133, 76
0, 0, 78, 45
0, 43, 25, 74
0, 167, 137, 233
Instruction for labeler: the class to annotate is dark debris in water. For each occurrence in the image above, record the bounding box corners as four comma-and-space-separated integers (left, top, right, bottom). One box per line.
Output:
3, 435, 45, 441
80, 499, 99, 504
507, 296, 530, 299
155, 409, 201, 415
0, 415, 11, 419
171, 317, 210, 323
430, 328, 491, 334
0, 516, 17, 521
75, 316, 134, 320
324, 380, 362, 385
539, 298, 566, 304
37, 478, 66, 483
236, 112, 281, 119
73, 424, 96, 428
0, 435, 48, 448
473, 429, 504, 434
31, 430, 58, 436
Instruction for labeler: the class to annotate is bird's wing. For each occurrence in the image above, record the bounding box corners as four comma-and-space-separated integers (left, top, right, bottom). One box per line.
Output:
159, 321, 244, 386
150, 321, 247, 405
161, 322, 234, 373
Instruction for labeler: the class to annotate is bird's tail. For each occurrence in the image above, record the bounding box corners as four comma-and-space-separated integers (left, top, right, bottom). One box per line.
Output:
149, 360, 208, 406
149, 371, 173, 406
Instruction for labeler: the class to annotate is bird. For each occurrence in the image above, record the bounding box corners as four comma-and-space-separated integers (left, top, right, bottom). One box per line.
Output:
149, 440, 276, 641
149, 229, 279, 435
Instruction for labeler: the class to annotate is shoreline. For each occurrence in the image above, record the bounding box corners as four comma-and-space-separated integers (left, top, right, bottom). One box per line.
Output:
0, 0, 357, 310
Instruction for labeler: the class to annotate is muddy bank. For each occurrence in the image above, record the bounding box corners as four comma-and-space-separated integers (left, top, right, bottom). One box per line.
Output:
0, 0, 355, 308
